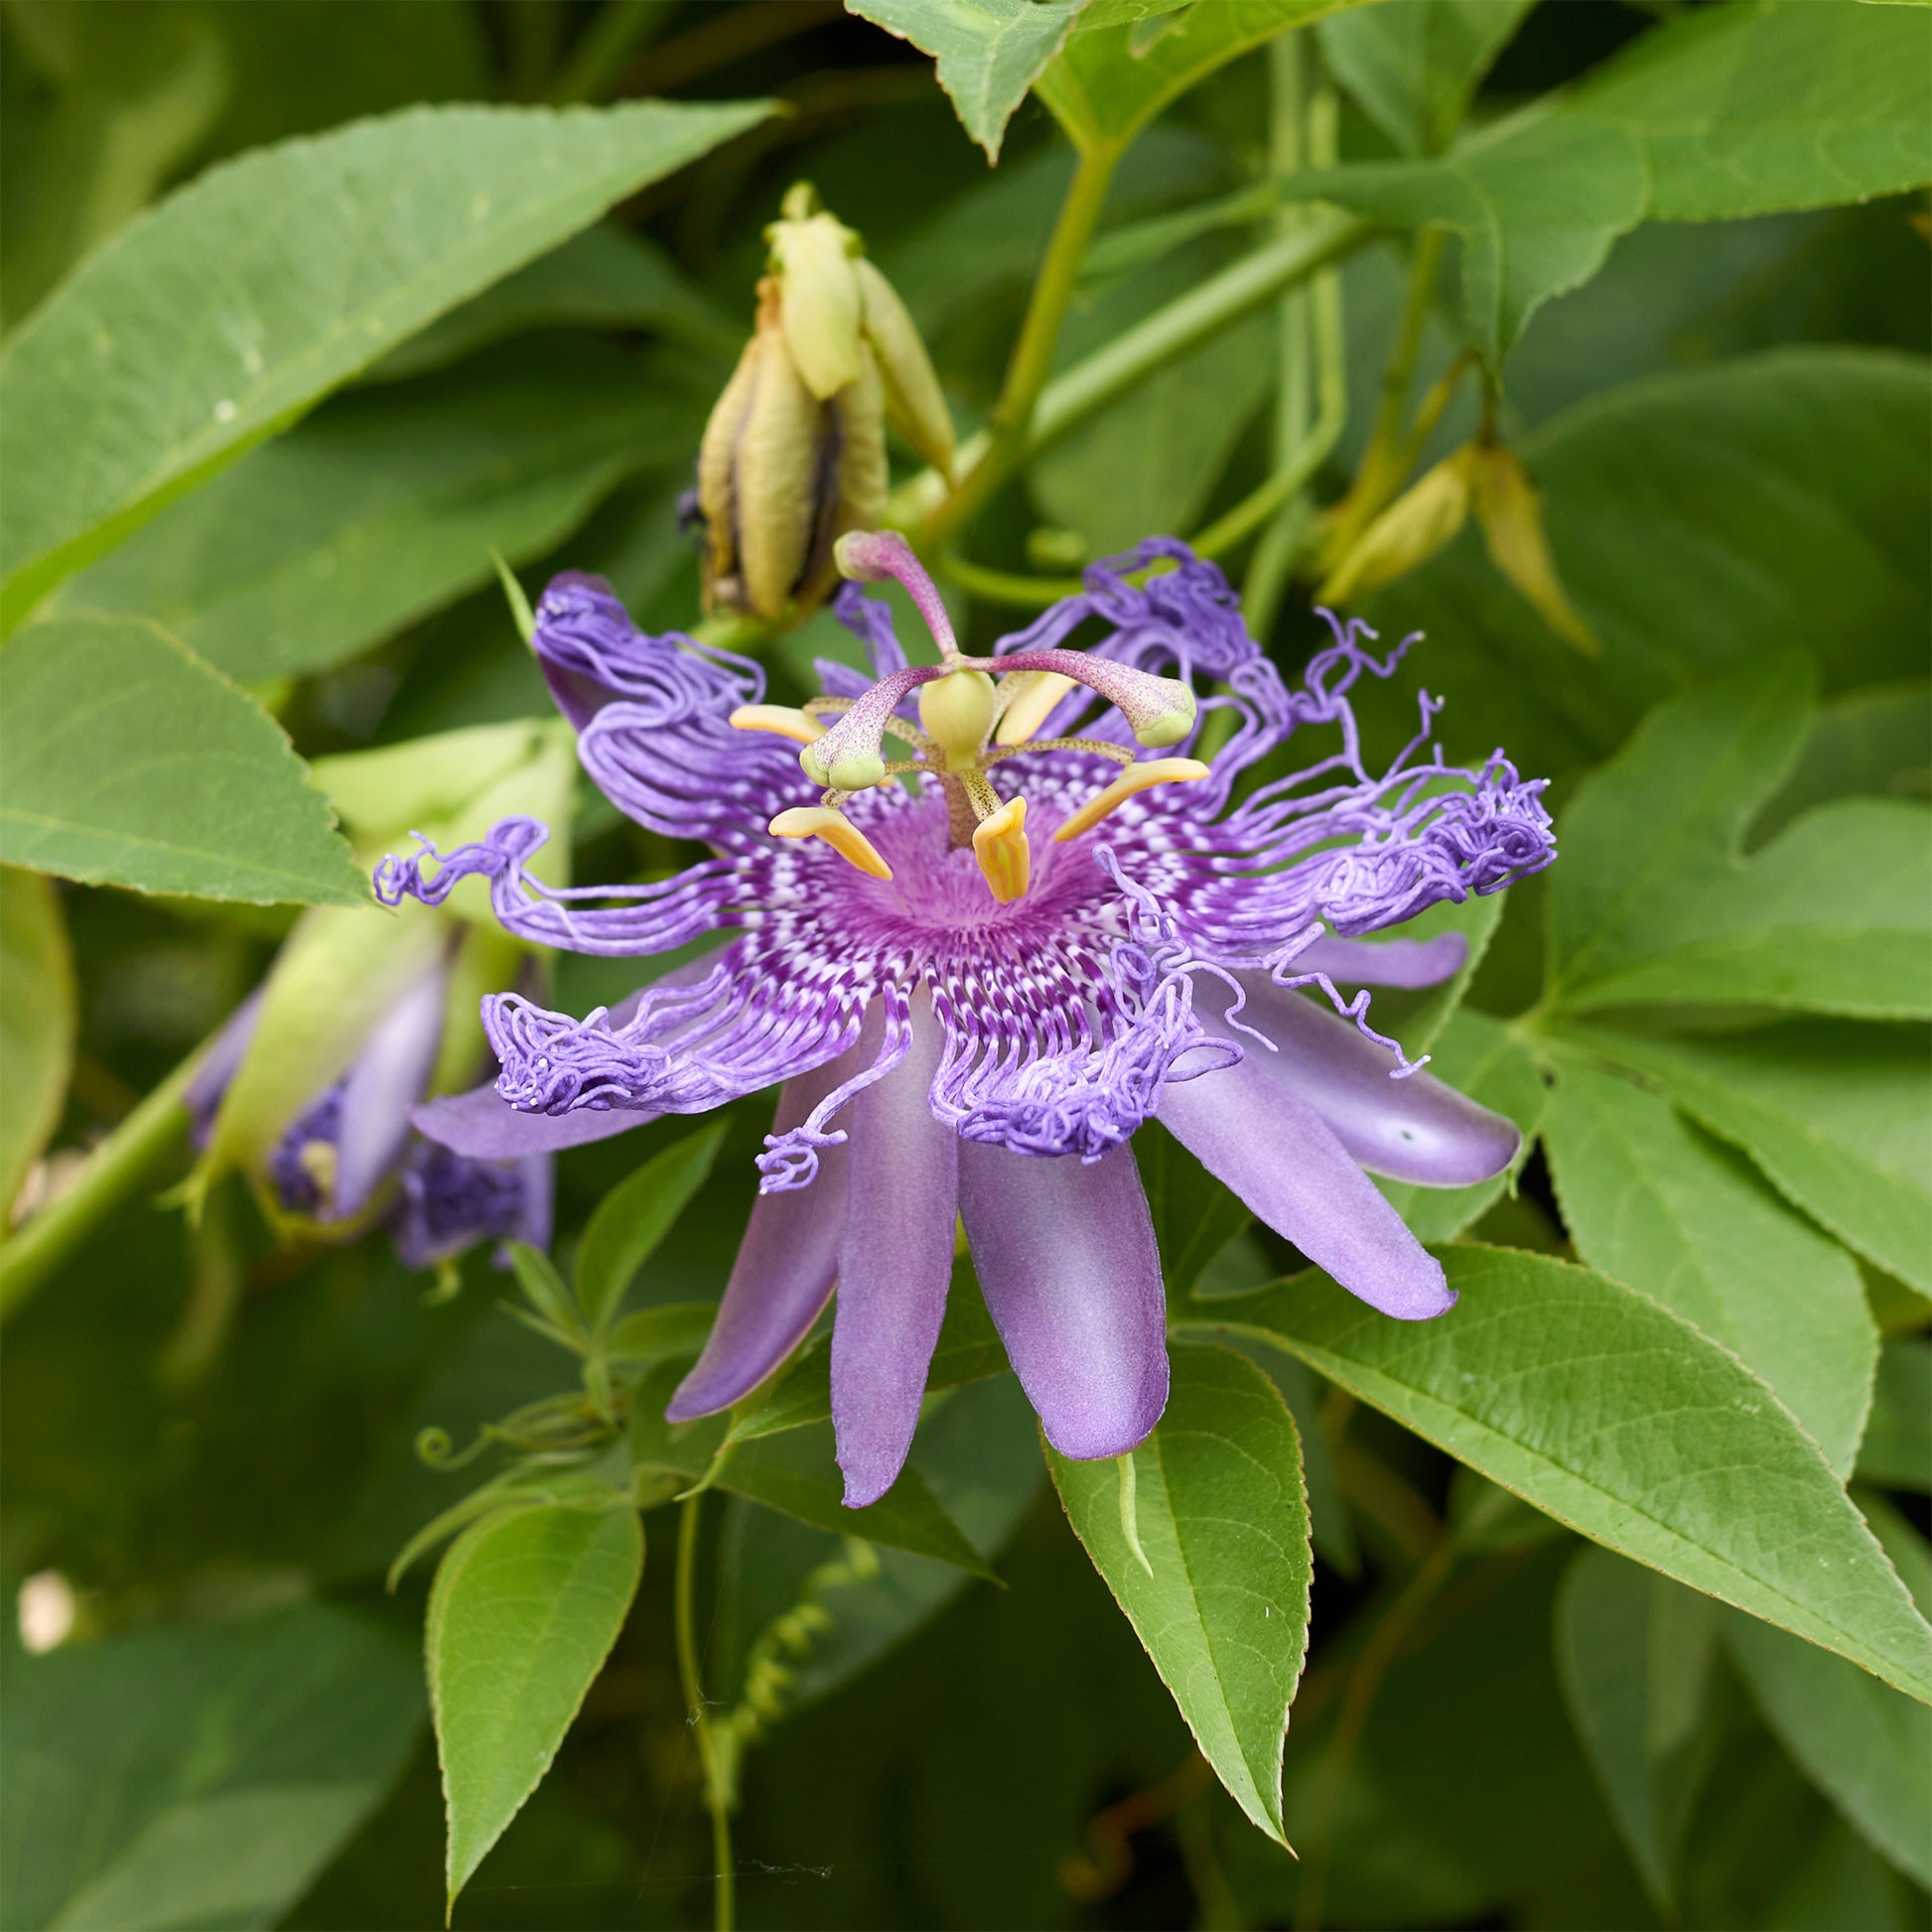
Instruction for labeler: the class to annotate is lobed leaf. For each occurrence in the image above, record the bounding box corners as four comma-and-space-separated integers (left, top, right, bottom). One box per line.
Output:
1177, 1246, 1932, 1704
0, 97, 771, 622
0, 613, 365, 905
1544, 1052, 1877, 1477
1048, 1341, 1312, 1844
1564, 1021, 1932, 1297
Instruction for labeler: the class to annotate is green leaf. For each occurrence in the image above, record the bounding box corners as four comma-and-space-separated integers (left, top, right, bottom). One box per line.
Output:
1177, 1246, 1932, 1704
1726, 1600, 1932, 1889
0, 867, 74, 1219
1545, 656, 1932, 1019
1564, 0, 1932, 222
1544, 1053, 1877, 1477
1296, 1, 1932, 359
627, 1361, 997, 1577
1316, 0, 1538, 156
1036, 0, 1372, 154
1756, 681, 1932, 845
1292, 110, 1647, 364
845, 0, 1088, 163
603, 1302, 719, 1368
55, 352, 707, 683
1554, 1546, 1723, 1911
574, 1124, 727, 1332
504, 1242, 582, 1343
1135, 1119, 1253, 1301
1376, 1008, 1548, 1244
364, 221, 736, 382
0, 613, 365, 905
0, 96, 773, 623
1564, 1021, 1932, 1296
1858, 1339, 1931, 1492
1047, 1341, 1312, 1844
428, 1499, 644, 1911
1363, 349, 1932, 784
0, 1601, 422, 1932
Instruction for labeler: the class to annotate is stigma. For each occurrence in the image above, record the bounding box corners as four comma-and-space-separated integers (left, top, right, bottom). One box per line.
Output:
730, 532, 1209, 900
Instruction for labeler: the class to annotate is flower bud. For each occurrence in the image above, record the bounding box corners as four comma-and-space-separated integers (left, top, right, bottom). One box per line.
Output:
695, 185, 952, 628
1468, 441, 1600, 655
1317, 447, 1477, 606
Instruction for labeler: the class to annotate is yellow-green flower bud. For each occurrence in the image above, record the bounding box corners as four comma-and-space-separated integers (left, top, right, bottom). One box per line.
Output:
1317, 447, 1477, 606
1468, 441, 1600, 655
768, 201, 865, 400
855, 258, 955, 483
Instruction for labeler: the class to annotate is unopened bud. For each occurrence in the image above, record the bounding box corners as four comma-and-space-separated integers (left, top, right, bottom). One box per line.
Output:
693, 186, 953, 631
1469, 442, 1600, 655
1317, 448, 1476, 606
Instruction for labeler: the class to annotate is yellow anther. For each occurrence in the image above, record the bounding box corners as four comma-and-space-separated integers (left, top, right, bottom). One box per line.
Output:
994, 670, 1079, 747
972, 795, 1031, 903
731, 704, 826, 746
1052, 759, 1211, 843
917, 668, 997, 766
297, 1140, 338, 1208
768, 806, 894, 881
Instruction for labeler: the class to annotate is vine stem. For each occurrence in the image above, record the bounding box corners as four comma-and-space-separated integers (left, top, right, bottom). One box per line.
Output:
0, 1041, 204, 1321
920, 141, 1122, 550
676, 1490, 735, 1932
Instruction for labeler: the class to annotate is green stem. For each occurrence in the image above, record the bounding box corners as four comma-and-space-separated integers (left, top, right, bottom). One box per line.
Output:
0, 1044, 203, 1322
676, 1492, 735, 1932
1322, 224, 1445, 566
922, 142, 1123, 550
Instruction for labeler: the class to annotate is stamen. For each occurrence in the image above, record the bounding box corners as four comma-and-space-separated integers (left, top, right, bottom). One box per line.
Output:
767, 805, 894, 880
994, 670, 1079, 746
1052, 759, 1211, 842
730, 703, 826, 746
972, 795, 1031, 903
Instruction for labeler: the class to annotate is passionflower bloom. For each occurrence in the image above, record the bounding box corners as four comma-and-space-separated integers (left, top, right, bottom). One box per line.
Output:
377, 535, 1553, 1504
185, 947, 551, 1273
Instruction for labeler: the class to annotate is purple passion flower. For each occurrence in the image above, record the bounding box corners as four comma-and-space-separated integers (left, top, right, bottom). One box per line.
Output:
376, 534, 1554, 1505
186, 955, 551, 1272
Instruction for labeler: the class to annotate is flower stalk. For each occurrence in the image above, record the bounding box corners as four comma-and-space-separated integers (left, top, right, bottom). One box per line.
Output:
675, 1491, 736, 1932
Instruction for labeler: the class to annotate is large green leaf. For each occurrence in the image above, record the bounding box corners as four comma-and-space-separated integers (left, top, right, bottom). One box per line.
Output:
1545, 656, 1932, 1020
1727, 1602, 1932, 1889
0, 613, 364, 904
1037, 0, 1369, 153
573, 1123, 727, 1332
845, 0, 1088, 162
55, 353, 706, 682
428, 1499, 644, 1912
1554, 1546, 1723, 1911
1363, 350, 1931, 784
364, 221, 736, 382
1177, 1246, 1932, 1703
0, 1601, 422, 1932
1565, 0, 1932, 222
1376, 1008, 1548, 1244
1047, 1341, 1312, 1843
1545, 1054, 1877, 1478
1316, 0, 1538, 156
1565, 1021, 1932, 1297
0, 866, 74, 1219
1294, 0, 1932, 359
0, 96, 771, 624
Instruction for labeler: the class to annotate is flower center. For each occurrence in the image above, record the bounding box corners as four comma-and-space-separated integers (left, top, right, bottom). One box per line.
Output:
733, 531, 1209, 902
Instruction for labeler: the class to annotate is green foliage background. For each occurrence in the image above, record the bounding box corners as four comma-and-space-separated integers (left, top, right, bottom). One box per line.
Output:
0, 2, 1927, 1928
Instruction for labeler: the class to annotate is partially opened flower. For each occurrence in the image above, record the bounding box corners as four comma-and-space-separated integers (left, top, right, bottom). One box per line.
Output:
185, 926, 551, 1273
377, 537, 1554, 1504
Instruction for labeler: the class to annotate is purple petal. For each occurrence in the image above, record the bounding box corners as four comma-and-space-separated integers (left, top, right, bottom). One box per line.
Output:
511, 1155, 554, 1253
665, 1059, 857, 1422
184, 988, 265, 1142
1223, 978, 1520, 1187
1159, 1059, 1454, 1320
830, 1006, 959, 1506
1293, 931, 1466, 989
958, 1141, 1169, 1460
413, 1083, 657, 1158
334, 964, 448, 1218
